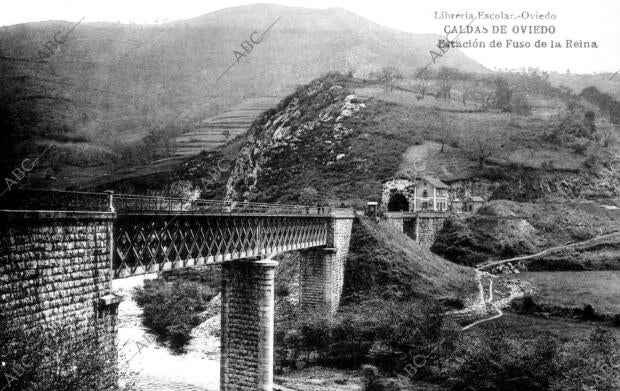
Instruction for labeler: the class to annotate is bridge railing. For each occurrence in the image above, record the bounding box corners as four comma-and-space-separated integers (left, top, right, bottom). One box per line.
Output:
113, 194, 333, 215
0, 189, 336, 216
0, 188, 110, 212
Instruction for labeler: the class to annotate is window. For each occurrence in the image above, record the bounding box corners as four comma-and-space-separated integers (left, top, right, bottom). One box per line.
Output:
422, 190, 428, 198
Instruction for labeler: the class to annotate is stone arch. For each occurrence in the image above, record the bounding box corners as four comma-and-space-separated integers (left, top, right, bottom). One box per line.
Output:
387, 193, 409, 211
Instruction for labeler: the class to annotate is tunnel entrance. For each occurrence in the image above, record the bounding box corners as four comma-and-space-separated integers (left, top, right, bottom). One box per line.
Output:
387, 193, 409, 212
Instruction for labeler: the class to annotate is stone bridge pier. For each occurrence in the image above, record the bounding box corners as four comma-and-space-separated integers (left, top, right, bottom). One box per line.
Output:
299, 212, 354, 313
220, 210, 353, 391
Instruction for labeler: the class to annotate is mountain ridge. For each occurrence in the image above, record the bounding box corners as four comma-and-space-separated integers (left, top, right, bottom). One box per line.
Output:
0, 3, 486, 187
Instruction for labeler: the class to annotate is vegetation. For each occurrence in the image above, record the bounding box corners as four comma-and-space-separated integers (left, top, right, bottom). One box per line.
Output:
275, 298, 458, 373
581, 86, 620, 124
276, 289, 620, 391
344, 218, 477, 302
447, 323, 620, 391
513, 271, 620, 318
133, 278, 218, 351
432, 200, 619, 266
0, 315, 130, 391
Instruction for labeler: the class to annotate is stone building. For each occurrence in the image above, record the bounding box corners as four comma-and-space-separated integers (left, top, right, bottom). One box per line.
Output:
451, 197, 464, 213
381, 176, 450, 213
463, 195, 485, 213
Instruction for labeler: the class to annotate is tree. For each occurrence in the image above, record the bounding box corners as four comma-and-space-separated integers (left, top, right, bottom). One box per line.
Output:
473, 79, 494, 110
437, 67, 465, 99
299, 187, 320, 205
598, 124, 616, 147
494, 77, 512, 110
436, 67, 459, 99
436, 116, 452, 153
461, 85, 471, 106
412, 68, 433, 99
462, 125, 501, 169
378, 67, 403, 93
413, 80, 429, 99
584, 110, 596, 135
510, 93, 531, 115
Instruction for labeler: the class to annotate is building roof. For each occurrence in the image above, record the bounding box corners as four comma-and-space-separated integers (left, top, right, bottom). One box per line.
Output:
423, 177, 449, 189
465, 196, 485, 202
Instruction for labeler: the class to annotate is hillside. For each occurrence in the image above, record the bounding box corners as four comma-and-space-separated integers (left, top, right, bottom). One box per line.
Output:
343, 217, 478, 304
224, 71, 619, 204
432, 200, 620, 267
548, 72, 620, 101
0, 4, 485, 186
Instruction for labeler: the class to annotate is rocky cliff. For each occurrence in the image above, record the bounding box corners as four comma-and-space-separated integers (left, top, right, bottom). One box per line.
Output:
226, 74, 370, 203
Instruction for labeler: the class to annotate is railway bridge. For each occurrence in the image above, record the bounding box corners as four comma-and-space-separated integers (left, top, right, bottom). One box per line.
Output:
0, 189, 354, 391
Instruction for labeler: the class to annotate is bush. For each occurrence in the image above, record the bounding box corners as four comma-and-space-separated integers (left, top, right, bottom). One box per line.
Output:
551, 328, 620, 390
446, 324, 620, 391
509, 93, 531, 115
275, 298, 459, 374
0, 315, 129, 391
448, 323, 560, 391
511, 295, 539, 314
362, 365, 401, 391
569, 140, 588, 155
582, 304, 596, 321
134, 279, 216, 351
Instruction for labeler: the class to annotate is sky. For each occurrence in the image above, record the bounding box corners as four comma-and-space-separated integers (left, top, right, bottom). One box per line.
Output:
2, 0, 619, 74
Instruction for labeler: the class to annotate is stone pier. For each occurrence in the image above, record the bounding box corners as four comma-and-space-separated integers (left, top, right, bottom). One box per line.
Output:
299, 212, 353, 314
220, 259, 277, 391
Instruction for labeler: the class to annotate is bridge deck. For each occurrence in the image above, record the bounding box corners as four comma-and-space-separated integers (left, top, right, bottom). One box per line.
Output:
0, 189, 350, 278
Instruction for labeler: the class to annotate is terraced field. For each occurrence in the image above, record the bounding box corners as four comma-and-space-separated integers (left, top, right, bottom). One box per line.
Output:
174, 96, 281, 157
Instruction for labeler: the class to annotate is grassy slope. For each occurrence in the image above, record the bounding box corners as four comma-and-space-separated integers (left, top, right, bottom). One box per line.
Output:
516, 271, 620, 315
472, 313, 620, 342
272, 216, 479, 305
343, 217, 479, 303
354, 85, 619, 179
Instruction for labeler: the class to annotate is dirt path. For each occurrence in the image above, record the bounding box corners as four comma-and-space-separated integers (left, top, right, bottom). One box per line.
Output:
477, 231, 620, 271
462, 277, 503, 331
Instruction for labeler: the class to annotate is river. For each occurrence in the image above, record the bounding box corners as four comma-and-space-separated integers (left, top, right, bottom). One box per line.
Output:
113, 275, 220, 391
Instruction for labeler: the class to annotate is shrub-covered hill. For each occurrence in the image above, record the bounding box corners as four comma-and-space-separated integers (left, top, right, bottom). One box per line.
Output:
432, 200, 620, 267
223, 71, 619, 206
343, 217, 479, 304
225, 72, 418, 204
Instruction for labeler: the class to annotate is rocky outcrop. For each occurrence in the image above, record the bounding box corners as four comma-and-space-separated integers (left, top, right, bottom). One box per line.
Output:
225, 76, 366, 202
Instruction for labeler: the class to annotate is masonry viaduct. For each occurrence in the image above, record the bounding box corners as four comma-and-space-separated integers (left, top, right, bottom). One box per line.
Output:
0, 190, 354, 391
383, 211, 449, 247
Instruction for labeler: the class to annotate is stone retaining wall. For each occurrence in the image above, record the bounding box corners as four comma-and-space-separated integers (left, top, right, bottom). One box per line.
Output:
0, 210, 118, 390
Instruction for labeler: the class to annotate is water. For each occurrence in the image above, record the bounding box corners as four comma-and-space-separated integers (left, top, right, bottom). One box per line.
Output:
113, 275, 220, 391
